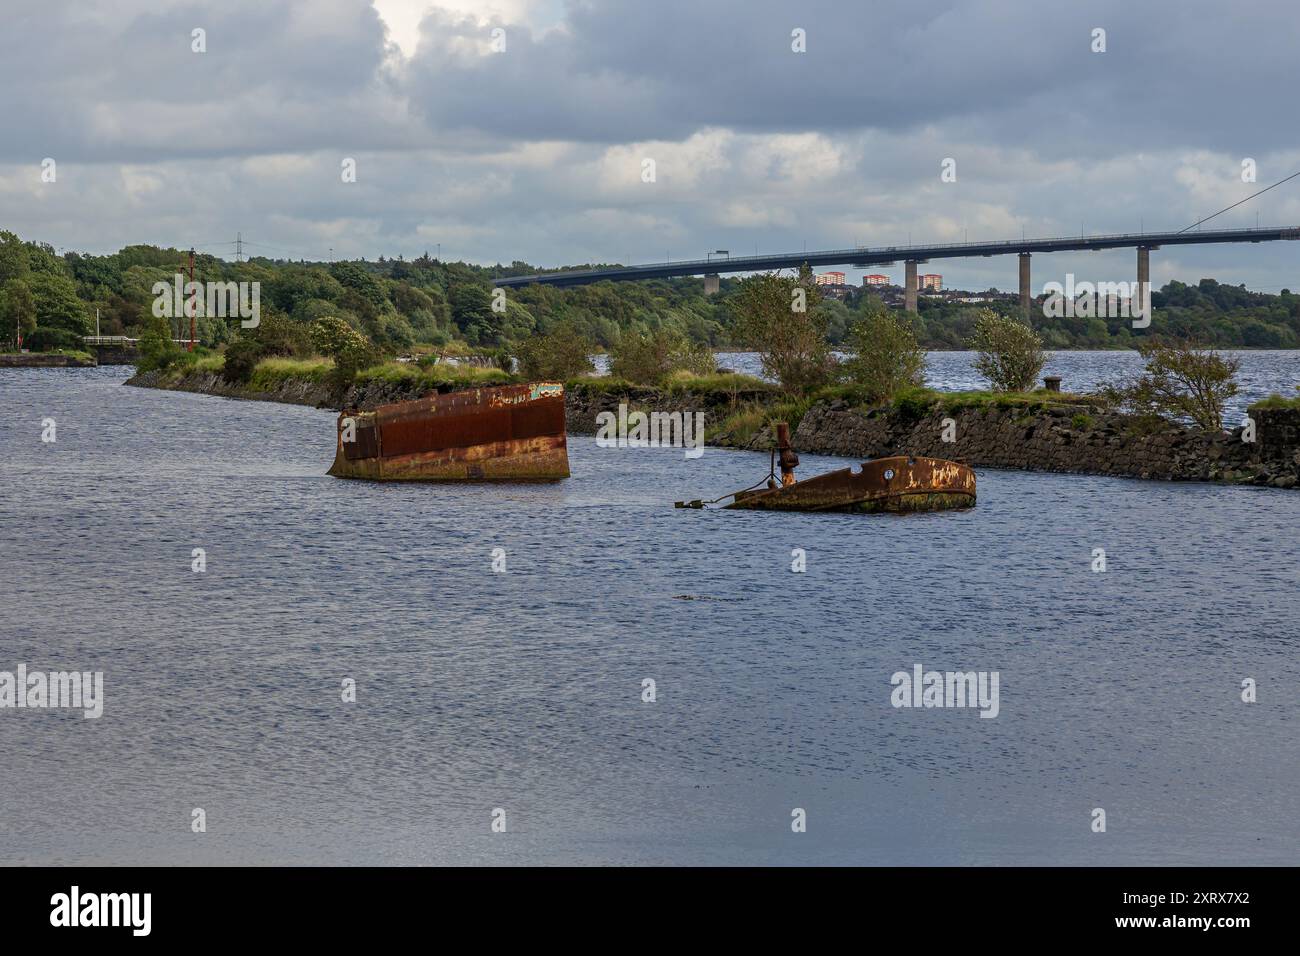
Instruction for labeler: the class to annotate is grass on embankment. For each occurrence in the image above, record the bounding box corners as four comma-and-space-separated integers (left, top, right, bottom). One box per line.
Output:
174, 353, 512, 391
563, 371, 774, 397
709, 383, 1105, 447
1, 348, 95, 363
1249, 389, 1300, 410
356, 360, 512, 389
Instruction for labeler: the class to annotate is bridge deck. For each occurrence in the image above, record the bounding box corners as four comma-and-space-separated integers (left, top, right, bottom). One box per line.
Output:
494, 226, 1300, 288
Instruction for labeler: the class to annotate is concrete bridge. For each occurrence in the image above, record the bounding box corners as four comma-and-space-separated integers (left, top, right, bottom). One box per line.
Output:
494, 225, 1300, 316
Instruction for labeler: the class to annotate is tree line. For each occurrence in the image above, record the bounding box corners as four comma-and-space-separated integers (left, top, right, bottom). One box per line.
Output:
3, 228, 1299, 357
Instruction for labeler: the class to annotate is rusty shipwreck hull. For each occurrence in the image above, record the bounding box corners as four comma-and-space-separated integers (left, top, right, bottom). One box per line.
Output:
725, 455, 975, 513
328, 382, 569, 481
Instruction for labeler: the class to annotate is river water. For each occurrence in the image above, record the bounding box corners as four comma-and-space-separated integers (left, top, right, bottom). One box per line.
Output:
1, 363, 1297, 865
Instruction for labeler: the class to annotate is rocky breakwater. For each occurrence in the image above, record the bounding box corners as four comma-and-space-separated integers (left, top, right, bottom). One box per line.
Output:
1, 352, 96, 368
788, 395, 1300, 488
127, 367, 470, 411
564, 380, 779, 434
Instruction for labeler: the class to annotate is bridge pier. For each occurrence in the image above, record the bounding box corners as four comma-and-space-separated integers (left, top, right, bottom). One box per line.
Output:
905, 260, 919, 313
703, 273, 720, 296
1136, 246, 1151, 321
1018, 252, 1032, 320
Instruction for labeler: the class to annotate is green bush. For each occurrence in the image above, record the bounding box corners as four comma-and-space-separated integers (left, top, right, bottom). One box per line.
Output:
1099, 338, 1241, 431
516, 321, 596, 381
731, 266, 836, 393
222, 337, 263, 384
136, 315, 186, 373
842, 309, 927, 404
25, 327, 84, 352
968, 309, 1046, 392
309, 315, 380, 391
609, 327, 714, 385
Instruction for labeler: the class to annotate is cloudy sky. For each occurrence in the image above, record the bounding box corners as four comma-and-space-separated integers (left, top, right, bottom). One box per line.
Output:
3, 0, 1300, 291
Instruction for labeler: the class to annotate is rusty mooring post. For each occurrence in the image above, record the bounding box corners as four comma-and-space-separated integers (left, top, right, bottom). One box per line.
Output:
775, 421, 799, 487
1042, 376, 1061, 392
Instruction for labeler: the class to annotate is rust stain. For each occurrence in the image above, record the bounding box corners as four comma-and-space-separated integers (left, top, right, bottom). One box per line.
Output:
725, 455, 975, 513
328, 383, 569, 482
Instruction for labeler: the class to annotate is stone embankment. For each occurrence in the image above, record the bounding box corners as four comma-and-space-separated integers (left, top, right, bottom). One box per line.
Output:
1, 353, 96, 368
787, 399, 1299, 488
127, 368, 440, 410
127, 369, 1300, 488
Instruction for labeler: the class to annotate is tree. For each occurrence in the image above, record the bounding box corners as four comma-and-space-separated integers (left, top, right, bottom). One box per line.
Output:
221, 337, 263, 383
327, 261, 386, 308
1, 278, 37, 349
609, 326, 715, 385
1101, 339, 1241, 431
516, 321, 596, 381
449, 282, 496, 342
0, 231, 30, 285
28, 271, 90, 335
968, 308, 1046, 391
137, 314, 186, 373
843, 307, 927, 403
309, 315, 379, 391
731, 265, 836, 393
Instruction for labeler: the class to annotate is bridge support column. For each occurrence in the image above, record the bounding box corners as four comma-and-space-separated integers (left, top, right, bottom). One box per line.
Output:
703, 273, 720, 296
1136, 246, 1150, 322
1018, 252, 1032, 320
905, 260, 918, 313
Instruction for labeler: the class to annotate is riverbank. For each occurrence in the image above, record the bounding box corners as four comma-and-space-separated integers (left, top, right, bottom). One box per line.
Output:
0, 351, 96, 368
125, 363, 1300, 488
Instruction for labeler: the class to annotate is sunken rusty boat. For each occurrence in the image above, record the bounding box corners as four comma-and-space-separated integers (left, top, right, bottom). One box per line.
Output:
680, 422, 975, 513
328, 382, 569, 481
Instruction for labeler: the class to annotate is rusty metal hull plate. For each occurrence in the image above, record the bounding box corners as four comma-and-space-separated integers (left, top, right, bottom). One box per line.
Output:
328, 382, 570, 482
725, 456, 975, 513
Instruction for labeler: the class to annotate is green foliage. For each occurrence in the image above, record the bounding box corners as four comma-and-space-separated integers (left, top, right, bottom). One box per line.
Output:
1250, 388, 1300, 410
516, 320, 595, 381
1099, 338, 1241, 431
25, 327, 85, 352
6, 227, 1300, 372
28, 271, 89, 335
309, 315, 380, 390
843, 306, 927, 403
1, 278, 37, 348
731, 265, 836, 393
247, 356, 334, 390
266, 267, 345, 316
449, 282, 499, 344
0, 231, 31, 284
221, 337, 263, 384
711, 396, 817, 446
354, 360, 512, 389
609, 326, 715, 385
891, 386, 939, 421
968, 308, 1047, 392
661, 371, 774, 395
137, 314, 186, 373
327, 261, 387, 308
